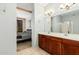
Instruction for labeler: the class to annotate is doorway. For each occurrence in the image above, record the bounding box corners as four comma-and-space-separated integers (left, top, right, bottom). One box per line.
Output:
16, 17, 32, 52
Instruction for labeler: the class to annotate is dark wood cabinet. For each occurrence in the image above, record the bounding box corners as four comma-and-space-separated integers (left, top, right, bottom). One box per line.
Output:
39, 35, 49, 51
48, 36, 61, 55
39, 34, 61, 55
38, 34, 79, 55
61, 39, 79, 55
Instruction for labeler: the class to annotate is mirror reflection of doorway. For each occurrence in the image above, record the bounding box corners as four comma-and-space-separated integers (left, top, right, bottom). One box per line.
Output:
17, 17, 32, 53
17, 20, 23, 33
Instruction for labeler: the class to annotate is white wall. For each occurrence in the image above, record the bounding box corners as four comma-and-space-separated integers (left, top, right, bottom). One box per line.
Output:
52, 15, 61, 32
16, 9, 32, 30
44, 16, 51, 33
32, 4, 45, 47
0, 4, 16, 55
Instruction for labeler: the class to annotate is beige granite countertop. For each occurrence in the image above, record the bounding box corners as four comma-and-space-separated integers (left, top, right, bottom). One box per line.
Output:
39, 32, 79, 41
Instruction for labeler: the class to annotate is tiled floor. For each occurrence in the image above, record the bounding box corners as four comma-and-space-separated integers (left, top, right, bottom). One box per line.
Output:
17, 40, 49, 55
17, 47, 49, 55
17, 40, 32, 52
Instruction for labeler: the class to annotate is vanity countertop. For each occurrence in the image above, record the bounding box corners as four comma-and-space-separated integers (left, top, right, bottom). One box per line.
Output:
39, 32, 79, 41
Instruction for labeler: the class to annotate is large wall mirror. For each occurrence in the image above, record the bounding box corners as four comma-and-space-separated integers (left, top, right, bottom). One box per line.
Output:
51, 9, 79, 34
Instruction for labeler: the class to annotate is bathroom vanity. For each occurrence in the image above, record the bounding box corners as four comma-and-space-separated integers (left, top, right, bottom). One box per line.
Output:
38, 33, 79, 55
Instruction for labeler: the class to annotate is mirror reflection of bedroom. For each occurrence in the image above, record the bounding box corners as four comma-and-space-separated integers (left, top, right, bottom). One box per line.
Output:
16, 3, 33, 54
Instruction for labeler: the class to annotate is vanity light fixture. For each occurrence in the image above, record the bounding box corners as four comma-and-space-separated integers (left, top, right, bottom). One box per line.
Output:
60, 3, 76, 10
45, 9, 54, 16
44, 8, 54, 32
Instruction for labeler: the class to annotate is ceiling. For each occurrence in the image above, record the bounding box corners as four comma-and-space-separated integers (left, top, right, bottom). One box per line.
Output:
17, 3, 33, 11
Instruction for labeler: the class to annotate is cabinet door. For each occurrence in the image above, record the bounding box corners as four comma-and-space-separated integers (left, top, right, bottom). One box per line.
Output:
39, 34, 48, 51
48, 37, 61, 55
62, 39, 79, 55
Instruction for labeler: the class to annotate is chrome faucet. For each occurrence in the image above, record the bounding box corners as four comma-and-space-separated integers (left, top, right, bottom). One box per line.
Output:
64, 31, 70, 36
64, 33, 68, 36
